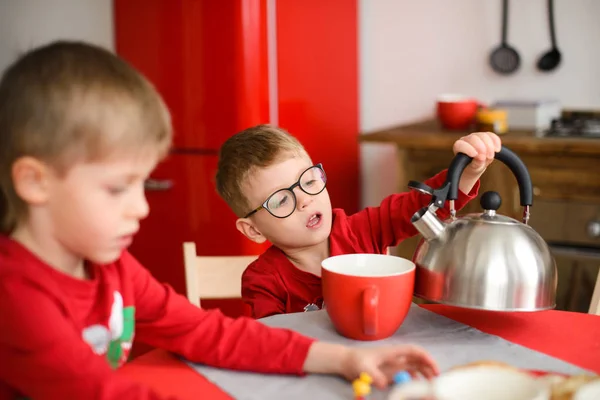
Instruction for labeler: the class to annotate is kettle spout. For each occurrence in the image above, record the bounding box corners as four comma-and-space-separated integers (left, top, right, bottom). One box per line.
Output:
411, 206, 445, 241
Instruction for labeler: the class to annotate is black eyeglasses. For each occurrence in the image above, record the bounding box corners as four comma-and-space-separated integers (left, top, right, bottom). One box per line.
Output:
244, 163, 327, 219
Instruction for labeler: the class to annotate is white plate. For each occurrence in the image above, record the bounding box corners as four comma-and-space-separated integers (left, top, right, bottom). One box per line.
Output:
388, 366, 549, 400
574, 380, 600, 400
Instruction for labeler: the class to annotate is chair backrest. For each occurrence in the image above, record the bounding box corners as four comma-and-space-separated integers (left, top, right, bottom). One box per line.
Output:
589, 269, 600, 315
183, 242, 258, 307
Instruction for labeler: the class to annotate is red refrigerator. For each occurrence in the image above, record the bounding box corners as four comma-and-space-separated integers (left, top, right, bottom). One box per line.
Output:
113, 0, 359, 316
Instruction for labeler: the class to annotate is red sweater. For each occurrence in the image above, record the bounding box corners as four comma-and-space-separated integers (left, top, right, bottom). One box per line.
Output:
0, 236, 314, 400
242, 170, 479, 319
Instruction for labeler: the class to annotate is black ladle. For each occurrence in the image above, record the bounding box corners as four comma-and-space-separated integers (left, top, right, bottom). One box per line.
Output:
489, 0, 520, 75
537, 0, 562, 72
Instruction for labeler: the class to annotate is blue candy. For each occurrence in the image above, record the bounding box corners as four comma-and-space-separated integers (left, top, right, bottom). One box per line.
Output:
393, 371, 412, 385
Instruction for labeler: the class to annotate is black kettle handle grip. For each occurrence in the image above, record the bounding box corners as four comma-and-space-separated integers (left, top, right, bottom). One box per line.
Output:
446, 145, 533, 206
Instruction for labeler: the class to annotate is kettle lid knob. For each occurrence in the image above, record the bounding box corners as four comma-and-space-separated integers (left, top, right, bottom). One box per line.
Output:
481, 191, 502, 211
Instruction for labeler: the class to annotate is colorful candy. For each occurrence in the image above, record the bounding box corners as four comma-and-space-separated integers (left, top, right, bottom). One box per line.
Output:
393, 370, 412, 385
352, 371, 411, 399
352, 372, 373, 399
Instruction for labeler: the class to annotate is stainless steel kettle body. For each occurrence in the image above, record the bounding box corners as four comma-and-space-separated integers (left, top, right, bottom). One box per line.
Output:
409, 146, 557, 311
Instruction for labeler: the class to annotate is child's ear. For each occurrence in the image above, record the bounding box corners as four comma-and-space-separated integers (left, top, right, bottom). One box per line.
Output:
235, 218, 267, 244
12, 156, 51, 205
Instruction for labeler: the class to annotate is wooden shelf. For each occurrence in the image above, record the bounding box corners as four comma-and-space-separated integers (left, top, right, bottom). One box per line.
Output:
359, 119, 600, 156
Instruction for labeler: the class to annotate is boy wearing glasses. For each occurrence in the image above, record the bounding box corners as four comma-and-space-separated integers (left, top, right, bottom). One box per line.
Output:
216, 125, 501, 319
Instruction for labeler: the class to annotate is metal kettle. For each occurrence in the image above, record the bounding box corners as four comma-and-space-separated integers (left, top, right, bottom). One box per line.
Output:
408, 146, 557, 311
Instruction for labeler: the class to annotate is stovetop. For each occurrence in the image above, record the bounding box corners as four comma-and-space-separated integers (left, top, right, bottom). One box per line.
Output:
544, 110, 600, 138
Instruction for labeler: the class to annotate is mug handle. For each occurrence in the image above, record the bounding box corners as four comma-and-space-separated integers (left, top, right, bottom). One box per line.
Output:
363, 286, 379, 336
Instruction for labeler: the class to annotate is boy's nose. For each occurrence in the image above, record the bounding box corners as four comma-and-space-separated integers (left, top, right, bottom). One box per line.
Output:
136, 195, 150, 219
295, 188, 313, 210
129, 184, 150, 220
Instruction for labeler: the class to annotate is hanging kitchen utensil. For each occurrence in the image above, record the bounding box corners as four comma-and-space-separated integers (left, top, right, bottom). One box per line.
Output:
537, 0, 562, 72
408, 146, 557, 311
489, 0, 520, 75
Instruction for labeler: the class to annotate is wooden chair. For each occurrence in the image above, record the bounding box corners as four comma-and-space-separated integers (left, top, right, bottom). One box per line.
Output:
548, 244, 600, 315
183, 242, 258, 308
589, 270, 600, 315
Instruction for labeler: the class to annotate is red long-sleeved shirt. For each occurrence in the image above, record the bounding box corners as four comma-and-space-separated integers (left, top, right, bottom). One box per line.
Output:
0, 236, 315, 400
242, 170, 479, 319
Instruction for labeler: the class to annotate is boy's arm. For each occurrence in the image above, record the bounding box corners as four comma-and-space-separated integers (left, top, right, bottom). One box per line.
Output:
130, 253, 314, 374
130, 256, 439, 386
356, 169, 479, 251
0, 277, 170, 400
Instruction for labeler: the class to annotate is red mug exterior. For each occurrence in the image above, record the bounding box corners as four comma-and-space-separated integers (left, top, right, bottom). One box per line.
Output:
321, 254, 415, 341
437, 94, 480, 130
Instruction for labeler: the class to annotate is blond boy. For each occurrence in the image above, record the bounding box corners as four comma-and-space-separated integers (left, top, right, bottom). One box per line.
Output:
0, 41, 438, 399
216, 125, 501, 319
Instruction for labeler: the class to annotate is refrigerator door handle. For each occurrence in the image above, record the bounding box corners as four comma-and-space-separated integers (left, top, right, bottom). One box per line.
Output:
144, 178, 174, 191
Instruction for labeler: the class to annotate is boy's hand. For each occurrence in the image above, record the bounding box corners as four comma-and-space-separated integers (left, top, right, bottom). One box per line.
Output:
452, 131, 502, 194
303, 342, 439, 389
340, 345, 439, 389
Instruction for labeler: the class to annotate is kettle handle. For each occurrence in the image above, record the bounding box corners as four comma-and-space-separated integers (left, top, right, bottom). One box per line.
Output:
446, 145, 533, 206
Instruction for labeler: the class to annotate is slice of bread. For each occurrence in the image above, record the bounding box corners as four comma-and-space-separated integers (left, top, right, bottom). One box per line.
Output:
549, 374, 599, 400
448, 360, 519, 371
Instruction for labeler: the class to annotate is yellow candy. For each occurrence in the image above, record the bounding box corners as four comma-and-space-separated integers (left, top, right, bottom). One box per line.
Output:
359, 372, 373, 384
352, 380, 371, 396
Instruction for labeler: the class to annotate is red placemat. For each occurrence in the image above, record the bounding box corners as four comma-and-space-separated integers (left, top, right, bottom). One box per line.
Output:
120, 350, 232, 400
421, 304, 600, 374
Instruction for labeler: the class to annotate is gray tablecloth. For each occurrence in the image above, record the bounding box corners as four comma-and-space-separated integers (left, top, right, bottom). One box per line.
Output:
186, 305, 591, 400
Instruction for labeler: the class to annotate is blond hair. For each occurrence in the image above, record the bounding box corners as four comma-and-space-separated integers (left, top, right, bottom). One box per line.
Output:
0, 40, 172, 234
216, 124, 308, 217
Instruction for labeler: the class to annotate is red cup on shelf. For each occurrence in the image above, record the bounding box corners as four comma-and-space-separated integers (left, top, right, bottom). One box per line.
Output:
436, 94, 480, 130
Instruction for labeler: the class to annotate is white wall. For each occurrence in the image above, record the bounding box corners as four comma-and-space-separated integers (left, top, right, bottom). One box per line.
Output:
0, 0, 114, 73
359, 0, 600, 208
2, 1, 597, 211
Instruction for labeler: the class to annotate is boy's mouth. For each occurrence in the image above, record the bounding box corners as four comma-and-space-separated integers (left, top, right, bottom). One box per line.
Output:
306, 212, 323, 228
118, 230, 138, 247
119, 235, 133, 247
